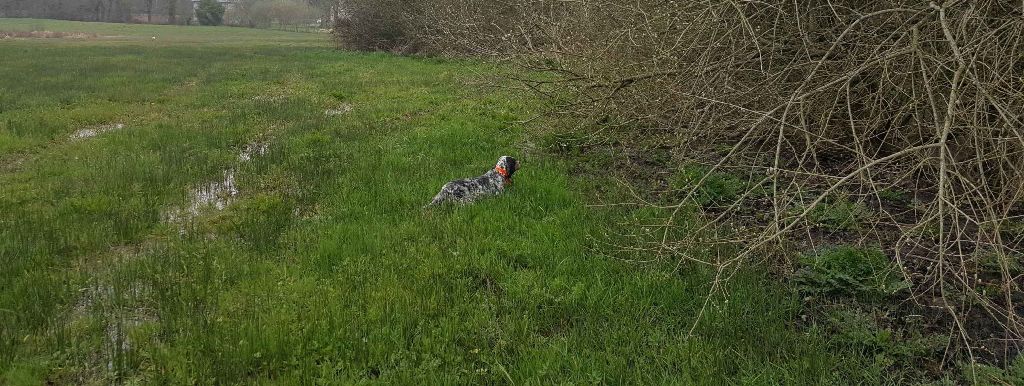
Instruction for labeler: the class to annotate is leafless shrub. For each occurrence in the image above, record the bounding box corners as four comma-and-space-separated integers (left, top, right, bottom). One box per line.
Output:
331, 0, 425, 52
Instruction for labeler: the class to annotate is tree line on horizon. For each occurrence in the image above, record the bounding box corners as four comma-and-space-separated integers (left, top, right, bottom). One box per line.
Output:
0, 0, 335, 28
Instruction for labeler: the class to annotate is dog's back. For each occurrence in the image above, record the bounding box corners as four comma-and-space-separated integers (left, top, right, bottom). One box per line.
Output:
425, 156, 519, 207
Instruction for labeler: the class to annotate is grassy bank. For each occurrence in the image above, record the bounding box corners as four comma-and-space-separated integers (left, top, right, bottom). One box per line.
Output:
0, 19, 887, 384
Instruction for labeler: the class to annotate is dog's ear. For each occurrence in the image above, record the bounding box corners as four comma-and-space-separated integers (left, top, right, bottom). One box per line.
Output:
505, 156, 519, 176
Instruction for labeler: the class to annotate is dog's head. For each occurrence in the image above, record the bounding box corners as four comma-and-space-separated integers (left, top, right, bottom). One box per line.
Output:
496, 156, 520, 178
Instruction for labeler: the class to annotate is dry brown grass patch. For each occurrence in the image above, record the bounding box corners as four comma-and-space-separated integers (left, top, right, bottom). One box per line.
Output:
0, 30, 98, 39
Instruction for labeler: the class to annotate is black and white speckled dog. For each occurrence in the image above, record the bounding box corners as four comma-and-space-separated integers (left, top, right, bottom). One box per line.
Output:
425, 156, 520, 207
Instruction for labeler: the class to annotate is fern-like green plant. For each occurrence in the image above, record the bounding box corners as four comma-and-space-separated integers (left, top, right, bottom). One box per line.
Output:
794, 246, 910, 302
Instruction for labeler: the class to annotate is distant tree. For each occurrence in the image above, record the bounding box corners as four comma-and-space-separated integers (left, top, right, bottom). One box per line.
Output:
167, 0, 177, 23
144, 0, 155, 22
112, 0, 133, 22
196, 0, 225, 25
234, 0, 316, 29
304, 0, 333, 26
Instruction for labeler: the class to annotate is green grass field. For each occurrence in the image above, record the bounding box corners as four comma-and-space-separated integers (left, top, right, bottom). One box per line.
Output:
1, 19, 872, 384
